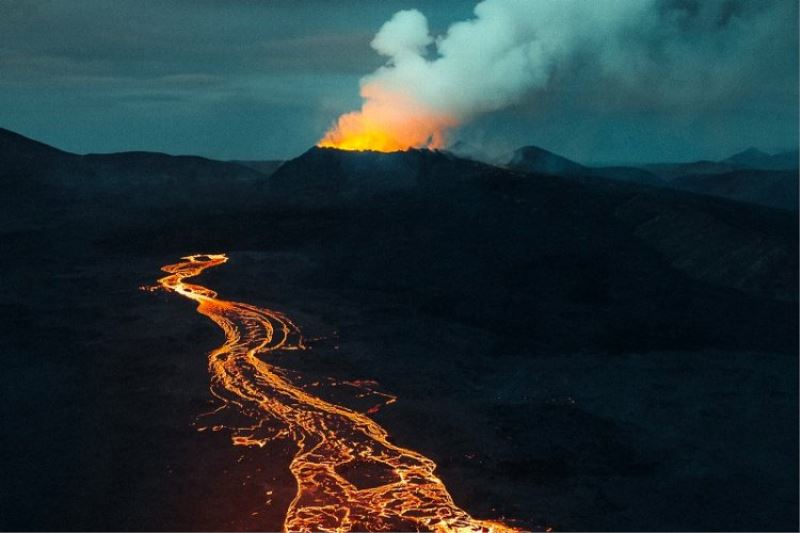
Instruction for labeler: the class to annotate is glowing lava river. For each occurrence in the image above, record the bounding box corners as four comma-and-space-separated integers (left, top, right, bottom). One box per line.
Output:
154, 254, 516, 533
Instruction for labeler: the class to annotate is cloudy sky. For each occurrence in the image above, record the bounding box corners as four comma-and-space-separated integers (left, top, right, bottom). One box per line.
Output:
0, 0, 797, 163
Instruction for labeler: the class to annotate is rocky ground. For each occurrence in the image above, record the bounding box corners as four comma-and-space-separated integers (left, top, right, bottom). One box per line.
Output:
1, 142, 797, 531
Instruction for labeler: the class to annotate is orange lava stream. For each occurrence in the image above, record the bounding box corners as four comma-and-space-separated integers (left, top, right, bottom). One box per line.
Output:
156, 254, 516, 533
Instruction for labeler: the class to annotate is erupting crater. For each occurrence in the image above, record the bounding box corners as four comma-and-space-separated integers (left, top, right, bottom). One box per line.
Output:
317, 85, 457, 152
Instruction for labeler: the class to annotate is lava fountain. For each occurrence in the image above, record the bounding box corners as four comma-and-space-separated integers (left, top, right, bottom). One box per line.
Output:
318, 84, 457, 152
153, 254, 516, 532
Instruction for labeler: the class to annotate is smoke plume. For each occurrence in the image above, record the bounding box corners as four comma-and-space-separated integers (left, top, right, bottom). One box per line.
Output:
319, 0, 659, 151
319, 0, 797, 154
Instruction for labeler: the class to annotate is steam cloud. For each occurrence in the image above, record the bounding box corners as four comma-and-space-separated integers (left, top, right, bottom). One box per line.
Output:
319, 0, 797, 153
371, 0, 655, 125
320, 0, 658, 150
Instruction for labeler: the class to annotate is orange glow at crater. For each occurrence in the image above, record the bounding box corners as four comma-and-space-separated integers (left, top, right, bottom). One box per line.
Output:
319, 84, 457, 152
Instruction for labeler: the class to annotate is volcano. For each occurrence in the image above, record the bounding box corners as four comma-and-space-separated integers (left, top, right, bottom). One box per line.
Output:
506, 145, 664, 187
2, 128, 798, 532
269, 146, 498, 199
262, 142, 797, 305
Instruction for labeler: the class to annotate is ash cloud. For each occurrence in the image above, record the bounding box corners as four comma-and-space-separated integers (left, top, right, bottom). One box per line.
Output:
351, 0, 798, 152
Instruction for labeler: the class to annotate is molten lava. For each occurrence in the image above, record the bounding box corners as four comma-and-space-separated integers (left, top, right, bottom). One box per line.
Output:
318, 84, 457, 152
154, 254, 516, 532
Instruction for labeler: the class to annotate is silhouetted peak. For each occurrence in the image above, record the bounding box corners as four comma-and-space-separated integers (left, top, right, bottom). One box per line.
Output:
507, 145, 586, 175
723, 147, 798, 170
270, 145, 489, 198
0, 126, 74, 158
724, 147, 771, 165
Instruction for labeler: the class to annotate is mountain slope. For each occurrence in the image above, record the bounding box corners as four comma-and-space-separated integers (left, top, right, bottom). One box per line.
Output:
231, 159, 284, 176
81, 151, 267, 190
641, 160, 740, 181
508, 145, 587, 175
0, 128, 81, 182
504, 141, 798, 209
265, 146, 798, 306
723, 147, 799, 171
1, 127, 270, 206
648, 148, 799, 210
507, 145, 664, 186
671, 169, 798, 210
269, 146, 496, 199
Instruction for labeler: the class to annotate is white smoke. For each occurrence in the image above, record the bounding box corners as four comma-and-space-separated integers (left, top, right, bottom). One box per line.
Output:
320, 0, 796, 154
362, 0, 658, 133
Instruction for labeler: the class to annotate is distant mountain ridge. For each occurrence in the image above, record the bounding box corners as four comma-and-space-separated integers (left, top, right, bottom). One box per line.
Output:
506, 145, 667, 187
723, 147, 799, 171
4, 125, 796, 210
650, 147, 798, 210
0, 127, 271, 205
505, 142, 798, 210
641, 160, 739, 180
669, 169, 798, 211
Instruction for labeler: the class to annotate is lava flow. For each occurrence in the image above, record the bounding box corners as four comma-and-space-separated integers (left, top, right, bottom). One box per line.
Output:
154, 254, 516, 533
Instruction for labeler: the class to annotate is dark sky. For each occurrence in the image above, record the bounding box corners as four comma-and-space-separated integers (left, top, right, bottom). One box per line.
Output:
0, 0, 797, 163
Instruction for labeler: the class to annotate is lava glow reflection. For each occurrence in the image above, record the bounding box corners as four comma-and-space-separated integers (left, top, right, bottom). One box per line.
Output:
318, 85, 456, 152
154, 254, 515, 532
